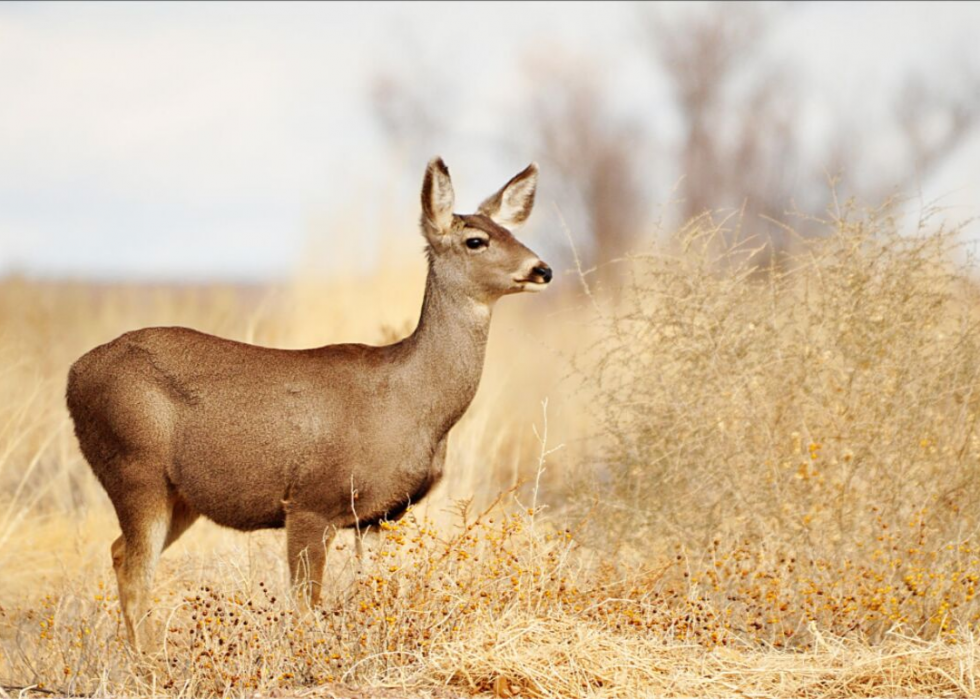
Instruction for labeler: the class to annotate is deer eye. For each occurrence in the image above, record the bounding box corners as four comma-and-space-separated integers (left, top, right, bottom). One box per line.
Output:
465, 237, 488, 250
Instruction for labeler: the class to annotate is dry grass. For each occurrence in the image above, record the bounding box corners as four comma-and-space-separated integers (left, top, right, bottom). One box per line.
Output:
4, 203, 980, 697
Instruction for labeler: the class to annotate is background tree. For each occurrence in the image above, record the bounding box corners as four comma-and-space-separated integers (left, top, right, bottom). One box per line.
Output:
371, 3, 980, 274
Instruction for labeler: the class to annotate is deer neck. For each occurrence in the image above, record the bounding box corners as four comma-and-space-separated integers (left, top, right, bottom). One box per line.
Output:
398, 265, 493, 432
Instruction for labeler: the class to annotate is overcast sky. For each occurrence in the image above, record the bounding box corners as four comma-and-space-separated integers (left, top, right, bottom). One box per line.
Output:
1, 1, 979, 281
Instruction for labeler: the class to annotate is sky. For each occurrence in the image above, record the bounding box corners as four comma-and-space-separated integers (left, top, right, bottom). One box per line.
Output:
1, 1, 979, 282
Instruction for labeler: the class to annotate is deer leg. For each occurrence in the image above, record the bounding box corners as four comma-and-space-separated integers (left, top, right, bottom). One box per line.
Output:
286, 510, 334, 610
111, 490, 170, 651
430, 436, 448, 485
110, 534, 128, 633
163, 493, 199, 551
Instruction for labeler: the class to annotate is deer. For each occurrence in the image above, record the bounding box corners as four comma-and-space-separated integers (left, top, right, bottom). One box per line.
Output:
65, 157, 551, 649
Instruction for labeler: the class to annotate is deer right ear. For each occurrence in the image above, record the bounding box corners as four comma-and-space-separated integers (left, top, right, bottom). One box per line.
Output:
420, 157, 455, 238
477, 162, 538, 229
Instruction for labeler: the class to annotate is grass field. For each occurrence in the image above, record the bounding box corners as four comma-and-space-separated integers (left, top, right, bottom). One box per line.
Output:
5, 202, 980, 697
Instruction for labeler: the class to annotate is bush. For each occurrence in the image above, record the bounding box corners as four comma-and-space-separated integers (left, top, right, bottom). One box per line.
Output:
575, 202, 980, 559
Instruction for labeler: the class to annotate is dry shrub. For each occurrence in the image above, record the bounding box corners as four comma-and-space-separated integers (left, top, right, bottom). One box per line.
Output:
6, 495, 980, 698
564, 200, 980, 648
575, 201, 980, 553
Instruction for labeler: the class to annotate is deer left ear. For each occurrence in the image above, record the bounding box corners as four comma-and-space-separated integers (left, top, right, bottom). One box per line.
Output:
477, 162, 538, 229
421, 156, 455, 238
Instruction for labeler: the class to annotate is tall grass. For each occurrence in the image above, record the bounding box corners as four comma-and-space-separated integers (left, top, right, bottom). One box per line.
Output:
4, 204, 980, 697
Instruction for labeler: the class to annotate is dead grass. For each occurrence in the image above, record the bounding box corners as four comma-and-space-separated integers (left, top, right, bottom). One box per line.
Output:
4, 204, 980, 697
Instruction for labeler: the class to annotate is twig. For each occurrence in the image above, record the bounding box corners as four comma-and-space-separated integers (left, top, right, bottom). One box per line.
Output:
1, 685, 68, 697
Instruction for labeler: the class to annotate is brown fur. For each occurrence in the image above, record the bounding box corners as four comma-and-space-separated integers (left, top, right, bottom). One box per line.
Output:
65, 157, 550, 649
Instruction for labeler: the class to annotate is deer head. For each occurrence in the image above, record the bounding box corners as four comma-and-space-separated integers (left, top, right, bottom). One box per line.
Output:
420, 157, 552, 304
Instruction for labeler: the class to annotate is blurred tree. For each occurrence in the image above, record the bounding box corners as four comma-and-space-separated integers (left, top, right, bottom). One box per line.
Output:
370, 71, 444, 169
370, 3, 980, 274
641, 3, 980, 259
519, 52, 647, 279
894, 70, 980, 193
369, 31, 451, 173
370, 44, 649, 281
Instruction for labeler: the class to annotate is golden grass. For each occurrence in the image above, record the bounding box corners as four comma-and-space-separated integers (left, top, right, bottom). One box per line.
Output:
4, 203, 980, 697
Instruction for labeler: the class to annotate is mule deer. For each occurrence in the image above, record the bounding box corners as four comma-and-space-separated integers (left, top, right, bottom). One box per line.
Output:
65, 157, 551, 649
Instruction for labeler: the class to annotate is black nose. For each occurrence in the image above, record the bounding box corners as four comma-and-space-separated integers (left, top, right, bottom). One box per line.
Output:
532, 264, 553, 284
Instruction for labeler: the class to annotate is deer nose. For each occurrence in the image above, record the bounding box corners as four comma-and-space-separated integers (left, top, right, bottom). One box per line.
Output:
532, 264, 553, 284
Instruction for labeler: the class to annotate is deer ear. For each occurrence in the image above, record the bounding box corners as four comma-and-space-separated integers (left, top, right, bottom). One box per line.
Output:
477, 162, 538, 229
420, 156, 455, 237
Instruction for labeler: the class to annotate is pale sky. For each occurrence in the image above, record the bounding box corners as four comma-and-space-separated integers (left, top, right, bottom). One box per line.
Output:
1, 1, 978, 281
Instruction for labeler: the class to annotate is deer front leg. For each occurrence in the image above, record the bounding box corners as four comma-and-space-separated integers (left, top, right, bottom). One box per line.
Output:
430, 436, 447, 487
285, 509, 333, 610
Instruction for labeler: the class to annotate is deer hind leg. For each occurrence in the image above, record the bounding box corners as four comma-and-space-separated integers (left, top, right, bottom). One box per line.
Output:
163, 493, 199, 551
111, 492, 198, 650
110, 489, 173, 651
286, 510, 334, 611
